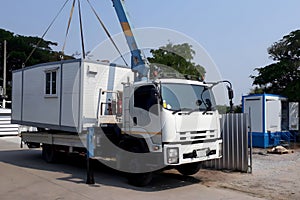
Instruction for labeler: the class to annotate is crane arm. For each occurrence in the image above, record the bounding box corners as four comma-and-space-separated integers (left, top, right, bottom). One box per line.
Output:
111, 0, 149, 81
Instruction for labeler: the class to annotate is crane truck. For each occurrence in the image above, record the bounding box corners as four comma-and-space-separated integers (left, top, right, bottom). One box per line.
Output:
12, 0, 230, 186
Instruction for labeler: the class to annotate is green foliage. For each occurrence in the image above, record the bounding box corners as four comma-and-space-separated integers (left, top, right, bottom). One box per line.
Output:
0, 28, 74, 101
216, 105, 228, 114
0, 29, 73, 70
233, 104, 243, 113
216, 104, 242, 114
249, 86, 265, 95
251, 30, 300, 102
148, 42, 206, 79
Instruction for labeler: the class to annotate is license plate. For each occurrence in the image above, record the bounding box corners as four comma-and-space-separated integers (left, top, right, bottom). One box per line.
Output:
196, 149, 207, 157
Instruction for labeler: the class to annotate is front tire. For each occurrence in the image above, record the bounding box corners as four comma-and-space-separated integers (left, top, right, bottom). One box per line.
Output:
176, 162, 201, 176
127, 172, 153, 187
118, 139, 153, 186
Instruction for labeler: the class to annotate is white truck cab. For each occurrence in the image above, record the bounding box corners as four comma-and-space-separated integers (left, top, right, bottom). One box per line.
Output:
122, 78, 222, 169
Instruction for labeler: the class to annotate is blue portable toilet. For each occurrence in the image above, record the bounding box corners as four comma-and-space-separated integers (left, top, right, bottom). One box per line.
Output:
242, 94, 287, 148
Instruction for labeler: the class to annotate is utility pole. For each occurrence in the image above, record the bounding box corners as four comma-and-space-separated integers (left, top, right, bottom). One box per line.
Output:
2, 40, 7, 108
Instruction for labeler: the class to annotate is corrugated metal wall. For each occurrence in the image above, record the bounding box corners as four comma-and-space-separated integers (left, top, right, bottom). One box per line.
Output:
203, 113, 249, 172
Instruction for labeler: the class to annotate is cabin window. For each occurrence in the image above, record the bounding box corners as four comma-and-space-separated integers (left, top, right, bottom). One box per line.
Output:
134, 85, 158, 115
45, 70, 57, 96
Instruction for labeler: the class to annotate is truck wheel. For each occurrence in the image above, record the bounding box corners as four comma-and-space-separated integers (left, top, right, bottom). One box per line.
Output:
127, 172, 153, 187
42, 144, 57, 163
118, 140, 153, 186
27, 142, 41, 148
127, 145, 153, 186
176, 162, 201, 176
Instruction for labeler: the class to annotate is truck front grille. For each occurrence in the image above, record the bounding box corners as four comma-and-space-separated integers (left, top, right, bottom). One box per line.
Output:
178, 130, 216, 141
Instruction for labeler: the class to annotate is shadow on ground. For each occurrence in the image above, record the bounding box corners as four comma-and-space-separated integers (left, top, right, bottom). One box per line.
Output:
0, 148, 201, 191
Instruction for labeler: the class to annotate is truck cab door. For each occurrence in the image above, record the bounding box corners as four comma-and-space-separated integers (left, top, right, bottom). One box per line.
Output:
125, 84, 162, 137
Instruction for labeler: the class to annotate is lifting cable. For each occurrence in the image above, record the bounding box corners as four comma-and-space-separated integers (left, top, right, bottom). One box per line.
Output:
23, 0, 70, 66
24, 0, 128, 66
77, 0, 86, 59
86, 0, 128, 66
61, 0, 76, 55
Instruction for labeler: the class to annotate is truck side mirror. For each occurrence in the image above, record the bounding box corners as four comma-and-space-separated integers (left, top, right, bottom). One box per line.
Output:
227, 85, 234, 113
227, 86, 234, 100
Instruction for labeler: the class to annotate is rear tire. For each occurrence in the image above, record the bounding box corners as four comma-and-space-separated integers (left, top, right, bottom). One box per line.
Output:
177, 162, 201, 176
27, 142, 40, 148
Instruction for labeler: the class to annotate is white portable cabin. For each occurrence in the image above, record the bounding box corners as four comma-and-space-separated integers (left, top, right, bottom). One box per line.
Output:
12, 59, 133, 133
242, 94, 287, 148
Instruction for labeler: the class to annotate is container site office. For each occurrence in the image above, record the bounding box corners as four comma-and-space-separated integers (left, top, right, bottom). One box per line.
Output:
242, 94, 298, 148
11, 59, 133, 133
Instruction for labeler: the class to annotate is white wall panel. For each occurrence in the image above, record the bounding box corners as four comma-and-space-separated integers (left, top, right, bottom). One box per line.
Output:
60, 62, 81, 128
22, 65, 60, 125
11, 72, 22, 121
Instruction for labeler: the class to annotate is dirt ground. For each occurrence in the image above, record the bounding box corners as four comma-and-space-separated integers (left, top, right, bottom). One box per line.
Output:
190, 144, 300, 200
1, 136, 299, 200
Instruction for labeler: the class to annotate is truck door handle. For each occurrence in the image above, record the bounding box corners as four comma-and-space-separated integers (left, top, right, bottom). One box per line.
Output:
133, 117, 137, 125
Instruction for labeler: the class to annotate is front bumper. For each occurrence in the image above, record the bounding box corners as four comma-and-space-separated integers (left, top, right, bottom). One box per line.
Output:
163, 139, 222, 165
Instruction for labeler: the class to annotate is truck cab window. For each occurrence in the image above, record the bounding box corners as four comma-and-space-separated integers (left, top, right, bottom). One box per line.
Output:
161, 83, 216, 112
134, 85, 158, 115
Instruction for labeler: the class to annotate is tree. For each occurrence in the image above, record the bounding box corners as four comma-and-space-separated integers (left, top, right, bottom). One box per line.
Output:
251, 30, 300, 102
0, 29, 73, 70
148, 42, 206, 79
0, 28, 74, 101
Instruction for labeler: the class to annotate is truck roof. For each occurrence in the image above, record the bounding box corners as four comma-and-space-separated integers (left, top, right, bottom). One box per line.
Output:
131, 78, 208, 87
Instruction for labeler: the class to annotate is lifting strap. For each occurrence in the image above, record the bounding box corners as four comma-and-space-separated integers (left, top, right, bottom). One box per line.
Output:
24, 0, 129, 66
61, 0, 76, 55
86, 0, 128, 66
77, 0, 86, 59
24, 0, 70, 66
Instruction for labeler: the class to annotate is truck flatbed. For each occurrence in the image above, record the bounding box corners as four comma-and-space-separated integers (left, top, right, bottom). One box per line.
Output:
21, 132, 86, 148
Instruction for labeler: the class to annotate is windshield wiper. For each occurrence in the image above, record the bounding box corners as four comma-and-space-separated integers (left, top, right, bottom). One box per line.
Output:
172, 108, 192, 114
202, 108, 210, 115
188, 100, 203, 115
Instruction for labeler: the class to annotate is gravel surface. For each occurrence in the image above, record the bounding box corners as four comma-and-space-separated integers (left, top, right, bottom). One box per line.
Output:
192, 144, 300, 200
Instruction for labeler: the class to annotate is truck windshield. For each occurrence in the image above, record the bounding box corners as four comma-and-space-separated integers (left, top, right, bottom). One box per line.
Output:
161, 83, 216, 112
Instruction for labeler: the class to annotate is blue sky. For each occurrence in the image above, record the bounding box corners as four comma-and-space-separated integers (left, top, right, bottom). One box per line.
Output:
1, 0, 300, 104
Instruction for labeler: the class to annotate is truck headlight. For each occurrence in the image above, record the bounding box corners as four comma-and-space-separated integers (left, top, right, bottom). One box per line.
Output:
167, 147, 179, 164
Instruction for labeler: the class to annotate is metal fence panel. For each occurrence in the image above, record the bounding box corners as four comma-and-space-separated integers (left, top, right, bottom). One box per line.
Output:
203, 113, 249, 172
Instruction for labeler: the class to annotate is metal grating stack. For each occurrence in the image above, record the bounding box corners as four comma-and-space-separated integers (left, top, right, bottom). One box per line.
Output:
0, 108, 19, 136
